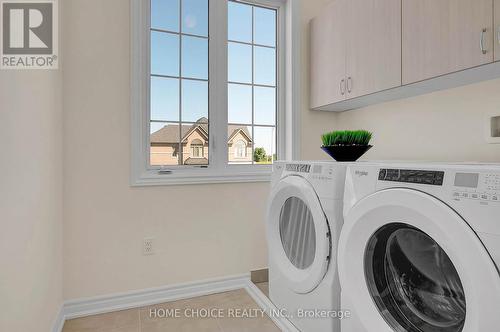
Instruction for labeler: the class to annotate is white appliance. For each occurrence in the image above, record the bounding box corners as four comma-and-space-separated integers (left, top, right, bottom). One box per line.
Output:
267, 161, 347, 332
339, 162, 500, 332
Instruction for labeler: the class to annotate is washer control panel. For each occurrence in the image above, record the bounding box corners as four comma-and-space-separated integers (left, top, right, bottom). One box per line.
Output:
285, 163, 311, 173
378, 168, 445, 186
309, 164, 336, 181
452, 172, 500, 203
485, 173, 500, 192
281, 163, 336, 181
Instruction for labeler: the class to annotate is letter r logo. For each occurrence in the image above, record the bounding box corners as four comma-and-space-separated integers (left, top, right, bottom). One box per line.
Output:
2, 2, 53, 54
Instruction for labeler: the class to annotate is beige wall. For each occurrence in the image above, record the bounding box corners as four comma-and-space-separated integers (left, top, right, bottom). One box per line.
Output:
62, 0, 333, 300
299, 1, 500, 163
0, 67, 63, 329
334, 79, 500, 162
62, 0, 274, 299
1, 0, 497, 328
62, 0, 500, 303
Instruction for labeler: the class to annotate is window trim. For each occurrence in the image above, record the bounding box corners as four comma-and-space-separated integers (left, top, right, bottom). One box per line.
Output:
131, 0, 300, 186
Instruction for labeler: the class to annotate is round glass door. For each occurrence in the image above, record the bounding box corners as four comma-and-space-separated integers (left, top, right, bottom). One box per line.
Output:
279, 197, 316, 270
364, 223, 466, 332
267, 175, 331, 293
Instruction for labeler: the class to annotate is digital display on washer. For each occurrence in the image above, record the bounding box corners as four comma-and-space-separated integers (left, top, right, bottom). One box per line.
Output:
378, 169, 445, 186
454, 173, 479, 188
286, 164, 311, 173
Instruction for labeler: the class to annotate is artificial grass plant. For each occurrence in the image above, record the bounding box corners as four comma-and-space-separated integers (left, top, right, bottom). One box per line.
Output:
321, 130, 373, 147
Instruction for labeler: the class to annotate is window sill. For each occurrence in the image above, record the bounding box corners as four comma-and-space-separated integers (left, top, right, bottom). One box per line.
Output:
131, 167, 272, 186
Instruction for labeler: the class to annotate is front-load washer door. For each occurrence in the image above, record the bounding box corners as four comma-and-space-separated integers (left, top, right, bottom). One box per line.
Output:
338, 188, 500, 332
267, 175, 331, 294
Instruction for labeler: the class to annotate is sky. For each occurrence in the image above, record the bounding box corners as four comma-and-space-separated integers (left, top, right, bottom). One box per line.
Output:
149, 0, 277, 156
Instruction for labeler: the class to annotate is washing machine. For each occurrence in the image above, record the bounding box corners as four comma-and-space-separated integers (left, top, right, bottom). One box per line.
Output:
267, 161, 348, 332
338, 162, 500, 332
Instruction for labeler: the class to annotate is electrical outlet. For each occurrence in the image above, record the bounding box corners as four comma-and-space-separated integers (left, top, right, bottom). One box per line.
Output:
143, 238, 154, 255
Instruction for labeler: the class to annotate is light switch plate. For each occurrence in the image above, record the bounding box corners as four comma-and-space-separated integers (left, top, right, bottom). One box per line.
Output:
485, 113, 500, 144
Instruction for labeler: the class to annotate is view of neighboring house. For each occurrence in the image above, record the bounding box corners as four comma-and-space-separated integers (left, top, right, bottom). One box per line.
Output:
150, 117, 253, 166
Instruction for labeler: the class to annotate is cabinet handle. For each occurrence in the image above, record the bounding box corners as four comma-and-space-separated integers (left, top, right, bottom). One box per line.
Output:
347, 77, 352, 93
498, 26, 500, 45
340, 79, 345, 95
480, 28, 487, 54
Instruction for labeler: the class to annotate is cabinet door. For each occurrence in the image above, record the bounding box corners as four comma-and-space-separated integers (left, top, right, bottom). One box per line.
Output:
403, 0, 493, 84
346, 0, 402, 99
310, 0, 347, 109
495, 0, 500, 61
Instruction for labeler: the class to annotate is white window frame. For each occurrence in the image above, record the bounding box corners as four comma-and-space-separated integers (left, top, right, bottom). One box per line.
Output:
131, 0, 300, 186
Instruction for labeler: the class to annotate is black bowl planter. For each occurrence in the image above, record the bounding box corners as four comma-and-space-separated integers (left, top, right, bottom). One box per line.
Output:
321, 145, 373, 162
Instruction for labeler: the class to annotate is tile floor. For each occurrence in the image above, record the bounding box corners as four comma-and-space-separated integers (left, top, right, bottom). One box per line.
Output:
62, 282, 277, 332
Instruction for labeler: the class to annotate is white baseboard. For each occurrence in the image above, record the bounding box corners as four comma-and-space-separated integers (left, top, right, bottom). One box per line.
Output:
245, 282, 299, 332
51, 306, 65, 332
63, 274, 250, 320
52, 273, 296, 332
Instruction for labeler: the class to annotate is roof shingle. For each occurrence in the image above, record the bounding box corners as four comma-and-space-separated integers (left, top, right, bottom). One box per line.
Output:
150, 118, 252, 144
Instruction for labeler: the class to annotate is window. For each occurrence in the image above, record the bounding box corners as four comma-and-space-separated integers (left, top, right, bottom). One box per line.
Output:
131, 0, 300, 185
227, 1, 277, 165
234, 139, 247, 158
150, 0, 209, 166
191, 139, 205, 158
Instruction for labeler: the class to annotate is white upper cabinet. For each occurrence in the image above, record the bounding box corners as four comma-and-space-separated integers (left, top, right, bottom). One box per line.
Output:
310, 0, 499, 111
346, 0, 402, 99
403, 0, 494, 84
495, 0, 500, 62
310, 0, 401, 109
310, 0, 347, 109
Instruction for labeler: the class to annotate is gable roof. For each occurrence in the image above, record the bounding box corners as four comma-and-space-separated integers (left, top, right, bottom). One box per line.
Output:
227, 126, 252, 143
150, 118, 253, 145
150, 123, 192, 144
181, 118, 208, 143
